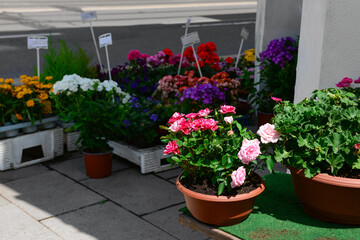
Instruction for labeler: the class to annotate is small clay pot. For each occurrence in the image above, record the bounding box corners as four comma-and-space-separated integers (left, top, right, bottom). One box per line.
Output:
288, 167, 360, 225
176, 174, 265, 226
257, 111, 274, 127
83, 148, 113, 178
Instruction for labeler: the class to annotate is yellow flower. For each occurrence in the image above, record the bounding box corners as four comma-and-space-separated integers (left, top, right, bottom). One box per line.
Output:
0, 78, 3, 83
26, 100, 35, 107
45, 76, 53, 81
20, 75, 28, 78
37, 92, 49, 100
5, 78, 14, 84
15, 114, 23, 120
32, 76, 40, 81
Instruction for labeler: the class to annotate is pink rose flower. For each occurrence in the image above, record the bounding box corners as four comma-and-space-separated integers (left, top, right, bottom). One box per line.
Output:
238, 138, 261, 165
355, 143, 360, 149
228, 130, 234, 136
230, 166, 246, 188
168, 112, 185, 125
224, 116, 233, 124
185, 113, 198, 119
219, 105, 236, 114
163, 140, 180, 155
198, 108, 212, 117
169, 118, 186, 132
271, 96, 282, 102
201, 119, 218, 131
257, 123, 281, 144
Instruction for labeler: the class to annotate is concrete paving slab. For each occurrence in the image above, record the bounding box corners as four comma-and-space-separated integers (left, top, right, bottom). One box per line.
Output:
155, 167, 182, 180
47, 155, 133, 181
0, 164, 49, 183
168, 177, 178, 184
0, 203, 61, 240
0, 171, 104, 220
82, 168, 184, 215
143, 203, 209, 240
42, 201, 176, 240
0, 195, 10, 207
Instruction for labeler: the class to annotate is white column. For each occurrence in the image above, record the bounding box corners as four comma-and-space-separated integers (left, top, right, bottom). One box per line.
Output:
295, 0, 360, 103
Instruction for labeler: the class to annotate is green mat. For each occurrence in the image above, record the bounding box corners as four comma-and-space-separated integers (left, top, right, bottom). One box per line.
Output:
181, 173, 360, 240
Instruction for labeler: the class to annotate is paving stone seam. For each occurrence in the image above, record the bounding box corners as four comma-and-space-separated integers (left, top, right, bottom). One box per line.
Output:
139, 201, 185, 218
153, 172, 178, 185
46, 166, 182, 240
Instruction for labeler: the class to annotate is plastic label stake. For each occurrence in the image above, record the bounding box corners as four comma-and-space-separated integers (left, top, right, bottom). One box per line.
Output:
99, 33, 113, 80
81, 11, 103, 71
27, 36, 48, 77
177, 17, 191, 76
180, 32, 202, 77
235, 27, 250, 67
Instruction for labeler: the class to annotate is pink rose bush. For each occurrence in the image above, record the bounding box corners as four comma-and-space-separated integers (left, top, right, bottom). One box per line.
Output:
162, 105, 274, 195
257, 123, 280, 144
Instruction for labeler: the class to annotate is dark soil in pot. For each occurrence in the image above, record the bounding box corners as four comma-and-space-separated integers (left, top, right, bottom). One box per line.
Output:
322, 165, 360, 179
180, 173, 261, 196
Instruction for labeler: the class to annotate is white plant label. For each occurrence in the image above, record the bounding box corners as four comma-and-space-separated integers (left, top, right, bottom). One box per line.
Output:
99, 33, 112, 48
181, 32, 200, 47
27, 36, 48, 49
81, 11, 97, 22
240, 27, 249, 40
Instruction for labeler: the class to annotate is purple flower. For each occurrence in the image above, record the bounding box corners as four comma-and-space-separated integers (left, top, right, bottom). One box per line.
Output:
150, 114, 158, 122
123, 119, 130, 127
260, 37, 297, 68
181, 84, 225, 105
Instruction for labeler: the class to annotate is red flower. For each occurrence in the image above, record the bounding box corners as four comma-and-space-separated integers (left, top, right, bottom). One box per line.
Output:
198, 52, 209, 60
219, 105, 236, 114
184, 47, 194, 62
163, 48, 173, 56
355, 143, 360, 150
164, 140, 180, 155
195, 60, 204, 68
355, 77, 360, 84
206, 42, 217, 52
225, 57, 233, 64
211, 63, 220, 70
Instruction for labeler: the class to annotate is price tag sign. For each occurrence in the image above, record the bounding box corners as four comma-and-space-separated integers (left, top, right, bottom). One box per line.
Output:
99, 33, 112, 48
181, 32, 200, 47
27, 36, 48, 49
81, 11, 97, 22
240, 27, 249, 40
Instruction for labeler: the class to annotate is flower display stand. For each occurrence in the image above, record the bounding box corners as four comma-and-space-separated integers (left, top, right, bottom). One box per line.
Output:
109, 140, 172, 174
0, 128, 64, 171
64, 131, 80, 152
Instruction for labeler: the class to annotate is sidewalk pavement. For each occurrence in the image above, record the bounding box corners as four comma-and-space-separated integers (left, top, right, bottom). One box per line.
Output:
0, 149, 287, 240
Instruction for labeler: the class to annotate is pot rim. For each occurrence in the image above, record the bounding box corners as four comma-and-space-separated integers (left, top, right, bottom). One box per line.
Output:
288, 166, 360, 188
82, 147, 114, 155
176, 173, 265, 202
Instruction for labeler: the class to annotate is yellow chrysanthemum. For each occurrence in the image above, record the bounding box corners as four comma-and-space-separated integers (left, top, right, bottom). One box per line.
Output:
45, 76, 53, 81
32, 76, 40, 81
26, 100, 35, 107
37, 92, 49, 100
15, 114, 23, 120
16, 91, 25, 99
20, 75, 28, 78
0, 78, 4, 83
5, 78, 14, 84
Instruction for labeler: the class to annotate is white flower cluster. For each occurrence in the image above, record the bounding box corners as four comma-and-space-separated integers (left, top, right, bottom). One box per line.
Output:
52, 74, 130, 103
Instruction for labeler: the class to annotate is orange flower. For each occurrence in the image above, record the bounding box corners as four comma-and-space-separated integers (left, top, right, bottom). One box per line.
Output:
15, 114, 23, 120
45, 76, 53, 81
37, 92, 49, 100
5, 78, 14, 84
26, 100, 35, 107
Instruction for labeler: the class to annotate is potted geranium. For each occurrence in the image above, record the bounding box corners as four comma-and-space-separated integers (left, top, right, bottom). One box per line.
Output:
271, 86, 360, 225
162, 105, 280, 226
51, 74, 130, 178
249, 37, 298, 126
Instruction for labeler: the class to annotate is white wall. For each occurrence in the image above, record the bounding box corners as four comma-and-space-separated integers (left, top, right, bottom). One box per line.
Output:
295, 0, 360, 103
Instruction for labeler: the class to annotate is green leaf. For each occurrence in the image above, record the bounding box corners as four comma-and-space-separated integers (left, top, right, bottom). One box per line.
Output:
221, 155, 227, 165
326, 133, 345, 154
326, 153, 344, 174
274, 148, 291, 162
218, 182, 225, 195
266, 156, 274, 173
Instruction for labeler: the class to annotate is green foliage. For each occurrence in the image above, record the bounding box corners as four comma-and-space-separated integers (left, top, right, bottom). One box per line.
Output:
36, 38, 97, 83
272, 88, 360, 177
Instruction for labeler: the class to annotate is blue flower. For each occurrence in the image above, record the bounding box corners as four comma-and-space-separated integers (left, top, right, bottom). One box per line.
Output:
123, 119, 130, 127
150, 114, 158, 122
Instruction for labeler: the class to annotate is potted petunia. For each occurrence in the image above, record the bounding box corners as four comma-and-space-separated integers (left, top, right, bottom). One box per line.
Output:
162, 105, 280, 226
270, 84, 360, 225
51, 74, 130, 178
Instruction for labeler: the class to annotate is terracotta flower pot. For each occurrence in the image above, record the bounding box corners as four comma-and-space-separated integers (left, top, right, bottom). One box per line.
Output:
83, 148, 113, 178
176, 174, 265, 226
288, 167, 360, 225
257, 111, 274, 127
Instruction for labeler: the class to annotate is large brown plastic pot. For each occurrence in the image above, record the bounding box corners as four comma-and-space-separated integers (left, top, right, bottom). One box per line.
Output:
176, 174, 265, 226
83, 148, 113, 178
288, 167, 360, 225
257, 111, 274, 127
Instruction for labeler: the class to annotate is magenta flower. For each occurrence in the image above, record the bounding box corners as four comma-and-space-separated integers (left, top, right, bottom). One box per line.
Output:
219, 105, 236, 114
200, 119, 218, 131
169, 118, 186, 132
168, 112, 185, 125
198, 108, 212, 117
127, 50, 141, 61
230, 166, 246, 188
163, 140, 180, 155
185, 113, 198, 119
271, 96, 282, 102
237, 138, 261, 165
355, 143, 360, 150
355, 77, 360, 84
336, 77, 353, 88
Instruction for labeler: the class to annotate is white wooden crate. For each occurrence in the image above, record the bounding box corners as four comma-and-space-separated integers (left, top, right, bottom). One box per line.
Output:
64, 131, 80, 152
0, 128, 64, 171
108, 140, 173, 174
